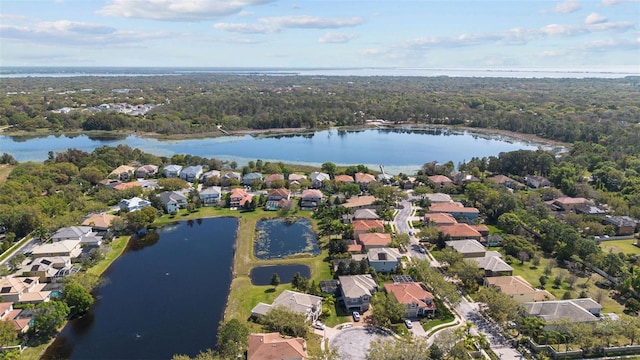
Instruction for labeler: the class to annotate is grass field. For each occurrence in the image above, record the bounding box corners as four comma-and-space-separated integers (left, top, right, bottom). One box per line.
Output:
599, 239, 640, 256
0, 164, 13, 183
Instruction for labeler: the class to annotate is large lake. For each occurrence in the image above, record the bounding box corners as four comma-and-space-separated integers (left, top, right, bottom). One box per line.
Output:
0, 128, 547, 174
43, 217, 237, 360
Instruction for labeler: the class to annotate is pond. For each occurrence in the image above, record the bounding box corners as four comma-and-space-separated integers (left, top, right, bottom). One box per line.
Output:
42, 217, 238, 360
249, 264, 311, 286
254, 218, 320, 260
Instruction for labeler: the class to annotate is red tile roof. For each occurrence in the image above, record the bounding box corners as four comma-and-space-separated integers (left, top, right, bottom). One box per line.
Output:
355, 172, 376, 183
352, 220, 384, 232
335, 174, 355, 183
438, 223, 482, 238
113, 182, 142, 191
358, 233, 391, 247
247, 333, 308, 360
429, 202, 479, 214
384, 282, 435, 310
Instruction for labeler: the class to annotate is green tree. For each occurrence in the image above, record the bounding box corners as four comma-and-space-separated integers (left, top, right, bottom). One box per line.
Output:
32, 300, 70, 337
63, 280, 94, 317
124, 206, 157, 231
369, 292, 405, 328
259, 306, 308, 338
451, 260, 483, 290
476, 287, 522, 326
0, 320, 17, 347
172, 350, 223, 360
366, 337, 431, 360
270, 273, 280, 288
158, 178, 189, 191
321, 162, 336, 178
216, 319, 249, 359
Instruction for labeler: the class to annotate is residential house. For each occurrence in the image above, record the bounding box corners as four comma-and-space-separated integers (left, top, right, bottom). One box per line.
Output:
334, 174, 355, 184
484, 276, 555, 303
243, 172, 263, 186
525, 175, 551, 189
300, 189, 323, 210
119, 197, 152, 212
113, 182, 142, 191
221, 171, 242, 186
438, 223, 482, 241
367, 247, 401, 273
179, 165, 203, 182
377, 173, 394, 184
109, 165, 136, 181
201, 169, 221, 181
0, 277, 51, 304
353, 209, 380, 221
135, 164, 158, 178
429, 202, 480, 221
424, 193, 453, 203
266, 188, 292, 211
523, 298, 602, 327
247, 333, 307, 360
288, 173, 307, 186
343, 196, 377, 210
355, 172, 376, 189
487, 175, 526, 190
251, 290, 323, 323
352, 220, 384, 238
31, 240, 82, 258
603, 215, 638, 236
453, 173, 480, 186
446, 240, 513, 276
158, 191, 188, 214
22, 256, 72, 283
52, 226, 102, 246
471, 225, 490, 238
428, 175, 453, 188
264, 173, 285, 188
424, 213, 457, 227
81, 213, 118, 231
310, 171, 330, 188
548, 196, 590, 212
339, 274, 378, 312
402, 177, 416, 190
199, 186, 222, 206
230, 188, 253, 208
163, 164, 183, 178
0, 302, 32, 333
576, 205, 607, 216
384, 282, 436, 318
358, 232, 392, 251
98, 179, 122, 189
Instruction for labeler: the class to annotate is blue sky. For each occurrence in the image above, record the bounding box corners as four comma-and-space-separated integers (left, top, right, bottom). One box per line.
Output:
1, 0, 638, 70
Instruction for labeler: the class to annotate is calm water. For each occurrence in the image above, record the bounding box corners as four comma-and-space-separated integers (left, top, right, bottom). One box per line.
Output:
250, 264, 311, 286
43, 217, 237, 360
254, 218, 319, 260
0, 128, 546, 174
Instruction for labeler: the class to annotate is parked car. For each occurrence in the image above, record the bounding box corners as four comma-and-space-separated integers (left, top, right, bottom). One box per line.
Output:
404, 319, 413, 329
352, 311, 361, 322
419, 247, 426, 253
313, 322, 325, 330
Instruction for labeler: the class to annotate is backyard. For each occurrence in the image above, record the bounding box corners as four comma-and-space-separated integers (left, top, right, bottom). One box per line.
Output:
599, 239, 640, 256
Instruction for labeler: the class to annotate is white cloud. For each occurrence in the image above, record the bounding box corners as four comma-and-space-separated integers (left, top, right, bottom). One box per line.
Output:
542, 0, 582, 13
97, 0, 274, 21
318, 32, 356, 44
580, 38, 640, 51
585, 12, 607, 24
601, 0, 640, 6
215, 15, 364, 34
1, 20, 166, 46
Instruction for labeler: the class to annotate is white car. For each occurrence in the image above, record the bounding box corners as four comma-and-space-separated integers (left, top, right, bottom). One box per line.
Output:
404, 319, 413, 329
352, 311, 361, 322
313, 322, 325, 330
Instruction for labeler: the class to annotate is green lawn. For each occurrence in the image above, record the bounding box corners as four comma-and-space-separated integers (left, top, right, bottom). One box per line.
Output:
87, 236, 130, 276
510, 257, 625, 314
599, 239, 640, 256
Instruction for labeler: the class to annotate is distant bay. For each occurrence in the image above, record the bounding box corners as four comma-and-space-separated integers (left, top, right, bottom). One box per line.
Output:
0, 128, 555, 174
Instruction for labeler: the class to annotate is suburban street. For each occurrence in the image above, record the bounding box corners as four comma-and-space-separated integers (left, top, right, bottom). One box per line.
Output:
392, 197, 524, 359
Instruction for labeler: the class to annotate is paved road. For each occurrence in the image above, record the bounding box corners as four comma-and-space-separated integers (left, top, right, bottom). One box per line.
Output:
0, 237, 39, 267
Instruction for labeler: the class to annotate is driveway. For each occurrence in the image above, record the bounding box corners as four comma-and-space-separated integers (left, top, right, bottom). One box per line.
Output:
329, 327, 392, 360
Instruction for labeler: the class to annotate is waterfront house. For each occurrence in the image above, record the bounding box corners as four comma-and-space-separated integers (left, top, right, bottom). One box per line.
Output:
247, 333, 308, 360
300, 189, 323, 210
339, 275, 378, 312
243, 172, 263, 186
158, 191, 188, 214
334, 174, 355, 184
367, 247, 402, 273
0, 277, 51, 304
384, 282, 436, 318
135, 164, 158, 178
119, 197, 152, 212
199, 186, 222, 206
163, 164, 183, 178
251, 290, 323, 323
22, 256, 72, 283
230, 188, 252, 208
52, 226, 103, 247
81, 213, 118, 231
0, 302, 32, 333
267, 188, 291, 201
355, 172, 376, 189
31, 240, 82, 258
179, 165, 203, 182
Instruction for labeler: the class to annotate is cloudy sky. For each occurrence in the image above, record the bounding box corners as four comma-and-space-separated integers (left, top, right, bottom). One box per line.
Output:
1, 0, 639, 70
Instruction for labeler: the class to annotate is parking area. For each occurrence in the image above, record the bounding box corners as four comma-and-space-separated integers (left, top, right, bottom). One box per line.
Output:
329, 327, 392, 360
